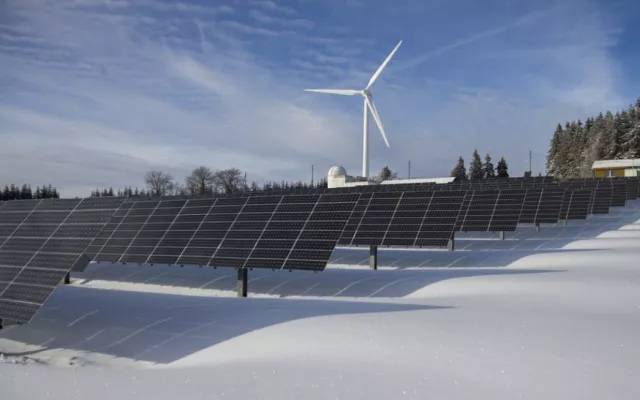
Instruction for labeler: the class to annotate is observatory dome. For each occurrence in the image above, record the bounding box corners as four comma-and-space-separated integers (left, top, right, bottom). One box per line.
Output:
328, 166, 347, 178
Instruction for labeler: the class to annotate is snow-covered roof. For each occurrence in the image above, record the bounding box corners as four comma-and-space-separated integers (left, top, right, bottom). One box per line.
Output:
591, 159, 640, 169
379, 177, 455, 185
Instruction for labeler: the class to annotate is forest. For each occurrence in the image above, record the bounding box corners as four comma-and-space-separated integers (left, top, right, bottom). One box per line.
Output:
0, 184, 60, 201
547, 97, 640, 179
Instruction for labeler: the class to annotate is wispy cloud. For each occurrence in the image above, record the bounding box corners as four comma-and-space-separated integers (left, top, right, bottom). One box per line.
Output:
220, 20, 287, 36
396, 5, 557, 72
248, 9, 314, 28
248, 0, 296, 15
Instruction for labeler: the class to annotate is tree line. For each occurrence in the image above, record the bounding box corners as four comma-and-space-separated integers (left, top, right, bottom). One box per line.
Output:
450, 150, 509, 180
1, 184, 60, 201
90, 167, 329, 197
547, 97, 640, 179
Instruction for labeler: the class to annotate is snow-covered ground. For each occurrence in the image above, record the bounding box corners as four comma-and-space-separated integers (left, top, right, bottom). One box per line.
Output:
2, 201, 640, 399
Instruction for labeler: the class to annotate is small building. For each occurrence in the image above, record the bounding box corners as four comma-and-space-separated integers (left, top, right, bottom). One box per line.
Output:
326, 166, 455, 189
591, 159, 640, 178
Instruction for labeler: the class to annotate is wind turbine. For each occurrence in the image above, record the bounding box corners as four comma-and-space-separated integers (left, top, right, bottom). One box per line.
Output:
304, 40, 402, 178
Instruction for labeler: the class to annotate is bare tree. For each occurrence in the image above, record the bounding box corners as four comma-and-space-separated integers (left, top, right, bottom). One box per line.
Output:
213, 168, 244, 194
172, 182, 188, 196
185, 166, 215, 195
144, 170, 175, 197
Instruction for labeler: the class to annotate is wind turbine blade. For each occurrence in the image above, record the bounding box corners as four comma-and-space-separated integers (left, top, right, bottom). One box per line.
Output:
365, 95, 390, 148
366, 40, 402, 90
304, 89, 360, 95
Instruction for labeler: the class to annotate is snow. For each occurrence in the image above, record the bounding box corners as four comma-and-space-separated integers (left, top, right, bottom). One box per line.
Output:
2, 201, 640, 399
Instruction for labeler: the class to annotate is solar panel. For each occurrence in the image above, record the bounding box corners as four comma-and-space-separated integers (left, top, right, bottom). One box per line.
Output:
565, 189, 592, 220
535, 188, 565, 224
92, 194, 359, 272
519, 189, 542, 224
488, 189, 526, 231
0, 197, 124, 324
341, 191, 465, 248
591, 185, 612, 214
455, 190, 500, 231
626, 178, 640, 200
610, 179, 627, 207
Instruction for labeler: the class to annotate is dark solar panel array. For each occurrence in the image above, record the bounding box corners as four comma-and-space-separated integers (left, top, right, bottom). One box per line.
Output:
455, 190, 500, 231
626, 179, 640, 200
535, 188, 565, 223
90, 193, 359, 271
564, 189, 593, 220
0, 197, 123, 323
488, 189, 527, 231
1, 175, 638, 324
519, 189, 542, 224
339, 191, 465, 248
591, 186, 612, 214
610, 180, 628, 207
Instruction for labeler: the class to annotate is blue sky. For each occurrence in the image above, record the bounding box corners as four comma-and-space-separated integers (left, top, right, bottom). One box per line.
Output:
1, 0, 639, 197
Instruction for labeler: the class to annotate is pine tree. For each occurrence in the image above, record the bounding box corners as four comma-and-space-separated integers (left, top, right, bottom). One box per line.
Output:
601, 111, 619, 159
379, 166, 392, 181
468, 150, 483, 180
483, 153, 495, 179
547, 124, 563, 176
618, 109, 637, 158
451, 156, 467, 181
496, 157, 509, 178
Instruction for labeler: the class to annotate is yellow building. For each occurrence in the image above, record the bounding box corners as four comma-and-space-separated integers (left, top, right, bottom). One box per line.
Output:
591, 159, 640, 178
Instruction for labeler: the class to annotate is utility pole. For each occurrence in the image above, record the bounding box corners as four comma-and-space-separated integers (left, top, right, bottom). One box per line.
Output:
311, 165, 314, 186
529, 150, 532, 174
408, 160, 411, 179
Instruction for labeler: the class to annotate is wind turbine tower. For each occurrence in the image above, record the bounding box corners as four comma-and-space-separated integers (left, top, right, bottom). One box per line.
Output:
304, 40, 402, 178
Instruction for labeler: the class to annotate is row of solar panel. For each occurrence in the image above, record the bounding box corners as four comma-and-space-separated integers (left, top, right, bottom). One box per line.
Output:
0, 194, 362, 323
2, 178, 638, 324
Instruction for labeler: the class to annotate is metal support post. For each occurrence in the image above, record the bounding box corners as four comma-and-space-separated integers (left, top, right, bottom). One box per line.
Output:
499, 231, 505, 240
447, 233, 455, 251
237, 268, 248, 298
369, 245, 378, 270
